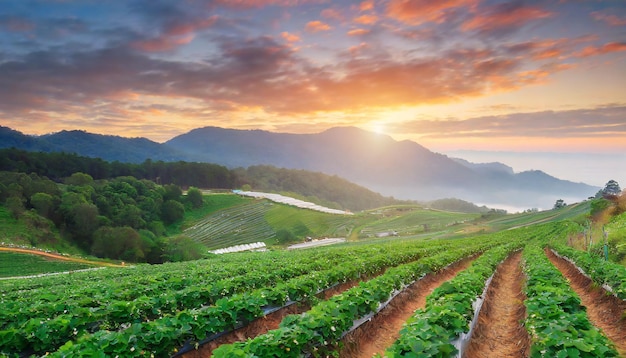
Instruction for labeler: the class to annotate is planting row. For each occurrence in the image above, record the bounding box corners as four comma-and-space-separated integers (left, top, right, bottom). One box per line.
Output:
549, 243, 626, 300
211, 233, 526, 357
383, 243, 518, 357
48, 239, 497, 357
522, 245, 619, 357
2, 239, 456, 356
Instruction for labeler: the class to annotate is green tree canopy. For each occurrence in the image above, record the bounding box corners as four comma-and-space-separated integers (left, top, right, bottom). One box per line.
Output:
186, 187, 204, 209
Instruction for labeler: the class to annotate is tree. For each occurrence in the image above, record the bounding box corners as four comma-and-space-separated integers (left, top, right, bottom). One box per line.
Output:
30, 192, 54, 218
161, 200, 185, 224
65, 172, 94, 186
5, 196, 25, 219
91, 226, 143, 261
602, 180, 621, 198
163, 184, 182, 202
163, 235, 205, 261
553, 199, 566, 210
186, 187, 204, 209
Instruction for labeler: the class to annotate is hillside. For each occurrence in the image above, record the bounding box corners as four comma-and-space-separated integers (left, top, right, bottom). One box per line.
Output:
167, 126, 598, 209
0, 126, 185, 163
0, 126, 599, 209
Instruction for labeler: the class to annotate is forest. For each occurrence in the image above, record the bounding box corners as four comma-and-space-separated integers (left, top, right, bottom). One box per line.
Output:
0, 148, 402, 211
0, 170, 206, 263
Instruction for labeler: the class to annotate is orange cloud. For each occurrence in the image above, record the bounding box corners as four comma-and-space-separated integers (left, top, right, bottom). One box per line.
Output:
347, 28, 370, 36
321, 8, 343, 21
591, 11, 626, 26
305, 20, 331, 32
386, 0, 476, 25
359, 0, 375, 11
354, 14, 378, 25
281, 31, 301, 42
462, 4, 553, 33
578, 42, 626, 57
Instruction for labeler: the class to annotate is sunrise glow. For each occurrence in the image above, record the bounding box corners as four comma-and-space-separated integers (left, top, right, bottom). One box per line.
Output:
0, 0, 624, 153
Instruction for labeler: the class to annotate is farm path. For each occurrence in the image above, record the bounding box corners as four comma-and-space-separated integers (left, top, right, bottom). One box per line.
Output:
179, 275, 370, 358
339, 255, 477, 358
464, 251, 530, 358
546, 248, 626, 356
0, 246, 124, 267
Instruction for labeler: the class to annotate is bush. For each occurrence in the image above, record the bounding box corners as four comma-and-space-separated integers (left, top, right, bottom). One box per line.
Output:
161, 200, 185, 225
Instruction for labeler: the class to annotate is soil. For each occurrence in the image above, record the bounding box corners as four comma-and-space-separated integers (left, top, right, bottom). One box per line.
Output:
179, 273, 372, 357
338, 255, 478, 358
546, 248, 626, 356
463, 251, 530, 358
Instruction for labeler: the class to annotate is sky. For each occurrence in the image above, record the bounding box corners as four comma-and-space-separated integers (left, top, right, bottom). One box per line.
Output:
1, 0, 625, 186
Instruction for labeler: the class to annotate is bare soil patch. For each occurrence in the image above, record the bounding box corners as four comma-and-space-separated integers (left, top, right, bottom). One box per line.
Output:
464, 251, 529, 358
339, 255, 477, 358
546, 249, 626, 356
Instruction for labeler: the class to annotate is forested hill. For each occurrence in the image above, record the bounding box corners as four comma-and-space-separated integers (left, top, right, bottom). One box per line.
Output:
0, 148, 402, 211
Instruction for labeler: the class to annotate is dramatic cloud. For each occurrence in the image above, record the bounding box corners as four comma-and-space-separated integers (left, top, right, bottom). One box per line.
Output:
281, 31, 301, 42
389, 106, 626, 138
359, 1, 375, 12
305, 20, 331, 32
353, 14, 378, 25
347, 28, 370, 36
386, 0, 476, 25
462, 2, 553, 34
578, 42, 626, 57
591, 11, 626, 26
1, 0, 624, 147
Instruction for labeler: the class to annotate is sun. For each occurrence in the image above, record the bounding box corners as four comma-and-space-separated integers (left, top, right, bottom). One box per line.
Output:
370, 122, 386, 134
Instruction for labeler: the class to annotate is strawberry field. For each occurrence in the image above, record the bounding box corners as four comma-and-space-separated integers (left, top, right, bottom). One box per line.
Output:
1, 222, 625, 357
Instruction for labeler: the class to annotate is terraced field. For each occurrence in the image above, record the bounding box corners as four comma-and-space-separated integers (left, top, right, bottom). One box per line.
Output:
5, 219, 624, 357
184, 200, 276, 249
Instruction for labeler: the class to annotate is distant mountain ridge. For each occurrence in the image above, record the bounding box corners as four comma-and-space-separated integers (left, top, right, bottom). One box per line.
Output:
0, 126, 184, 163
0, 125, 598, 209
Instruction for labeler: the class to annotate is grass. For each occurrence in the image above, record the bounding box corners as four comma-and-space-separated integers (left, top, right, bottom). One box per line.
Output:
264, 203, 366, 239
167, 194, 251, 235
357, 206, 479, 237
0, 206, 86, 255
0, 206, 37, 246
479, 201, 591, 231
0, 251, 95, 278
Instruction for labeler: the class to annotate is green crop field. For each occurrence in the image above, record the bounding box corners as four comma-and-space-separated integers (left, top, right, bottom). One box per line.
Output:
0, 252, 94, 278
480, 201, 591, 231
358, 205, 480, 237
4, 220, 623, 357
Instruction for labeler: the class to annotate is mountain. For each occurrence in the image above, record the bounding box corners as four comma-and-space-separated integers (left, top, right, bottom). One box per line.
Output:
1, 125, 599, 209
167, 126, 598, 209
0, 126, 185, 163
452, 158, 514, 175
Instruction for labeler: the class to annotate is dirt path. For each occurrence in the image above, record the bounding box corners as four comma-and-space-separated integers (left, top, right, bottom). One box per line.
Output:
339, 255, 477, 358
179, 276, 370, 357
464, 251, 529, 358
546, 249, 626, 356
0, 247, 125, 267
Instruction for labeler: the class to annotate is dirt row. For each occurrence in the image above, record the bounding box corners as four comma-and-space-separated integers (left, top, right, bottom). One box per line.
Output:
180, 273, 373, 357
181, 249, 626, 358
546, 249, 626, 356
464, 251, 529, 358
340, 255, 477, 357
